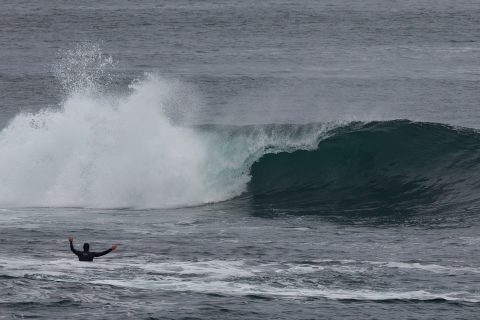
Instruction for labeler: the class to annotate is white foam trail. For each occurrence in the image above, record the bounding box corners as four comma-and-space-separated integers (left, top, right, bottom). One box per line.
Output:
382, 261, 480, 274
92, 279, 480, 303
312, 259, 480, 275
3, 256, 479, 303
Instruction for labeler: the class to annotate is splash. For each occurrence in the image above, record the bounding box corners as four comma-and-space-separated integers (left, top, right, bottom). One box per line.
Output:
0, 44, 328, 208
0, 75, 210, 208
53, 42, 115, 94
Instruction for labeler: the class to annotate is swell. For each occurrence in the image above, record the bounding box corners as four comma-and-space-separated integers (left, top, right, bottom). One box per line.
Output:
245, 120, 480, 217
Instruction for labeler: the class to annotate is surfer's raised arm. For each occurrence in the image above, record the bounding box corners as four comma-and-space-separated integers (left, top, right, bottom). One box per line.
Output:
93, 245, 117, 258
68, 236, 80, 256
68, 236, 117, 261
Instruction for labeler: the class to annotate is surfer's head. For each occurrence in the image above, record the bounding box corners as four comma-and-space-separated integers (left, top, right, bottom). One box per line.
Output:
83, 243, 90, 252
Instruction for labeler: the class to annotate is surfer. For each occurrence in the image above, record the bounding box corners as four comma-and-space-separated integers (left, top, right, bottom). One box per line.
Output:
68, 236, 117, 261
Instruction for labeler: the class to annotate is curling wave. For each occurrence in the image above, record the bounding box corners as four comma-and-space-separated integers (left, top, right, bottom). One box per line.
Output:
246, 120, 480, 217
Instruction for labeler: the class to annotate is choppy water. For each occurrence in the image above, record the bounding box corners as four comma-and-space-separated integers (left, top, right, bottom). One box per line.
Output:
1, 0, 480, 319
1, 208, 479, 319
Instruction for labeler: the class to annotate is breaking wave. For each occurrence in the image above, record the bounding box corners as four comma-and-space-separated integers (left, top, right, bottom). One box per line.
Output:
1, 44, 480, 216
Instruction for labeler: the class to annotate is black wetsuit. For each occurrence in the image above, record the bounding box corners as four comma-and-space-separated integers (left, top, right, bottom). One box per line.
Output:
70, 241, 112, 261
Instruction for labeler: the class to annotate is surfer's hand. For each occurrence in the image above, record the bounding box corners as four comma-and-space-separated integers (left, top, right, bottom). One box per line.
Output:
68, 236, 74, 242
111, 245, 117, 251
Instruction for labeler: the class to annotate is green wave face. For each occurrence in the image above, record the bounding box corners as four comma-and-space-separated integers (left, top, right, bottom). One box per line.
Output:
246, 121, 480, 220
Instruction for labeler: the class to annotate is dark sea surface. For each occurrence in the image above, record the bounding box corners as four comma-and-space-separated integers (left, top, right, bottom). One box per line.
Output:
1, 1, 480, 319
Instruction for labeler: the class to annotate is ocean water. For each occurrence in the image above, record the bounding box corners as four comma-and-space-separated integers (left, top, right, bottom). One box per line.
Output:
1, 0, 480, 319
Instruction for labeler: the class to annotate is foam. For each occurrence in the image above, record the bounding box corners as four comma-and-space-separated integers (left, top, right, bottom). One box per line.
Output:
91, 279, 480, 303
313, 259, 480, 275
2, 255, 479, 303
382, 261, 480, 274
0, 44, 329, 209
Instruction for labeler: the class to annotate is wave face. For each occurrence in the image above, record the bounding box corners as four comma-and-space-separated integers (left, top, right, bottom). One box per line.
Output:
247, 121, 480, 217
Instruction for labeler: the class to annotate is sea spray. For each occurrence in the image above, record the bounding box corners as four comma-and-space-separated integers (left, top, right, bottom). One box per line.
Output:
53, 42, 116, 94
6, 45, 479, 212
0, 76, 211, 208
0, 45, 329, 208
